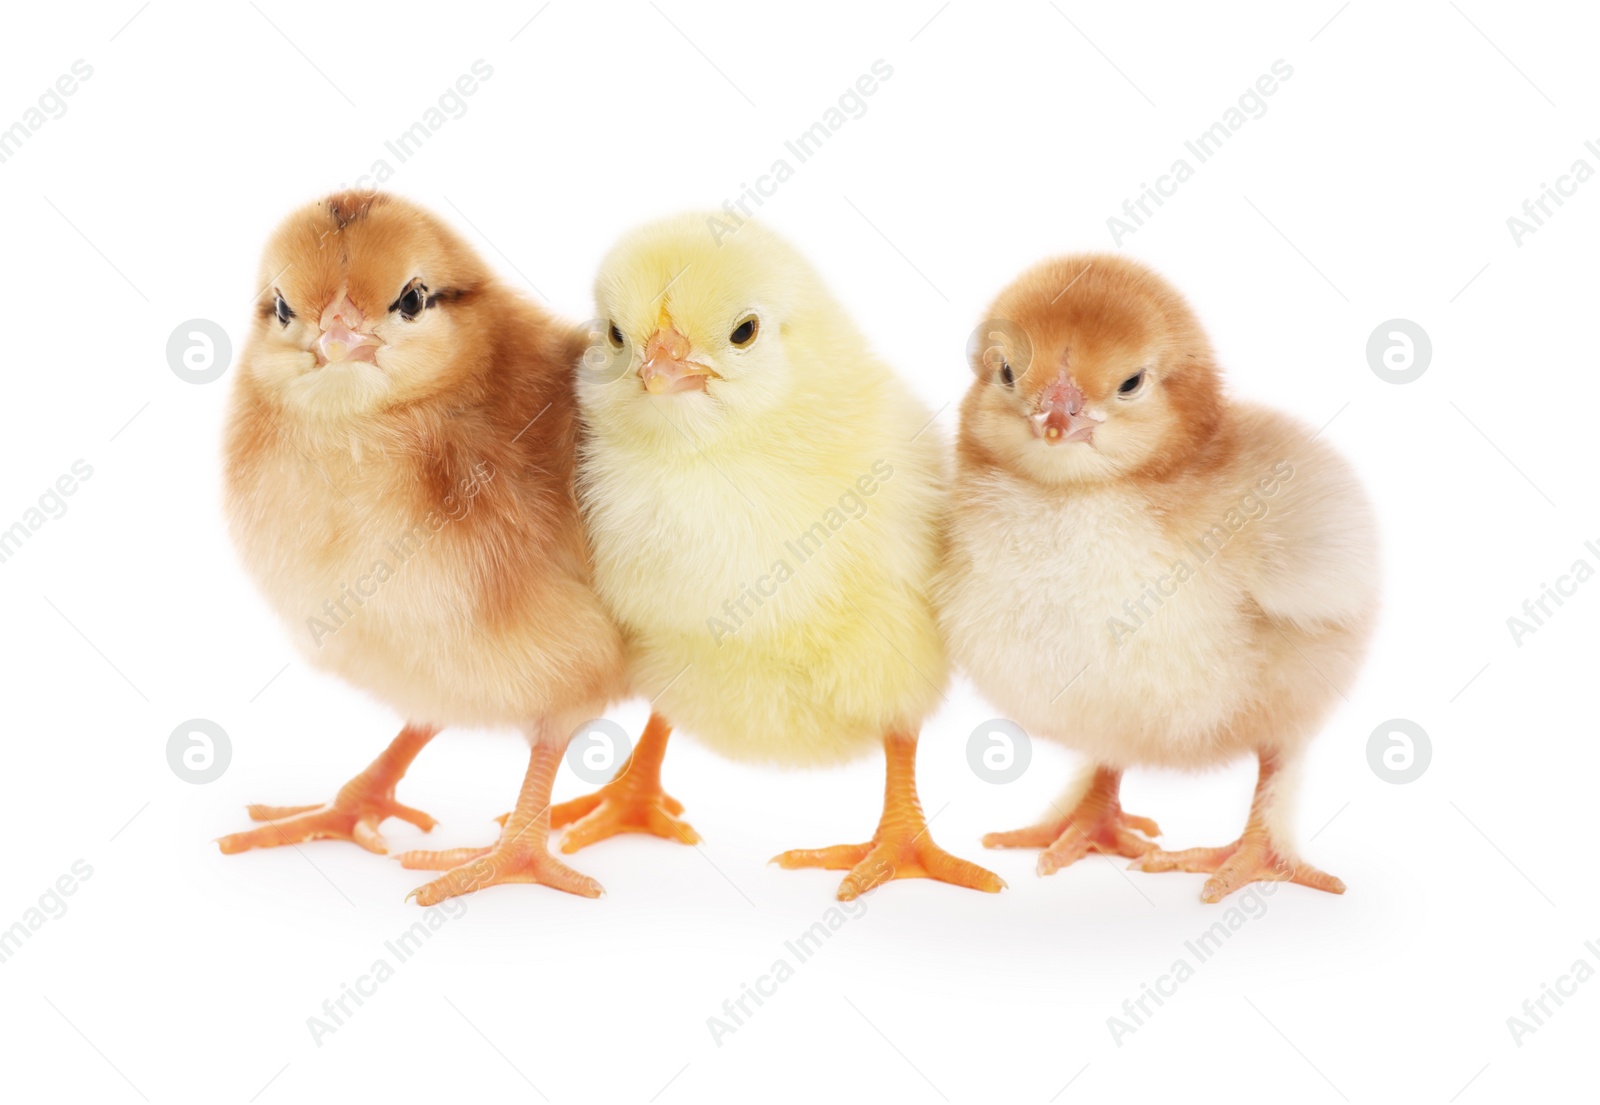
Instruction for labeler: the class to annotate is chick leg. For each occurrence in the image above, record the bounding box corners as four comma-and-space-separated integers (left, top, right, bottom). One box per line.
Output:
982, 764, 1161, 876
546, 712, 700, 853
216, 724, 439, 855
398, 737, 602, 903
1130, 749, 1345, 903
773, 731, 1006, 901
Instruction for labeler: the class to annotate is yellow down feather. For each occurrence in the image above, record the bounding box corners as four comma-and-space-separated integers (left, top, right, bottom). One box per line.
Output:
578, 214, 947, 765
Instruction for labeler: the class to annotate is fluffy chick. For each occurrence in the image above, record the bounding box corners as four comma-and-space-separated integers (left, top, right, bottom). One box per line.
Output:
935, 254, 1378, 903
217, 192, 626, 903
559, 214, 1002, 900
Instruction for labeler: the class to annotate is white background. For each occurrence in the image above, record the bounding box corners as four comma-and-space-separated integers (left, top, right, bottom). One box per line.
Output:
1, 2, 1594, 1102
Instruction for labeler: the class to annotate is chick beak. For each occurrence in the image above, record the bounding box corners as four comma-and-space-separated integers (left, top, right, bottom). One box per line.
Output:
1033, 375, 1100, 445
640, 328, 715, 395
315, 295, 379, 367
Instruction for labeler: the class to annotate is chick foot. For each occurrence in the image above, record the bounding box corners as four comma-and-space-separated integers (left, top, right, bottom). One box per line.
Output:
548, 713, 699, 853
1131, 832, 1345, 903
1128, 749, 1345, 903
773, 732, 1005, 901
217, 724, 438, 855
398, 739, 602, 903
983, 765, 1159, 876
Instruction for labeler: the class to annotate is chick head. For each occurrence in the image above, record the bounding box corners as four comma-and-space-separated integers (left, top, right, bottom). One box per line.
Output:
246, 192, 494, 418
584, 214, 819, 446
963, 254, 1223, 486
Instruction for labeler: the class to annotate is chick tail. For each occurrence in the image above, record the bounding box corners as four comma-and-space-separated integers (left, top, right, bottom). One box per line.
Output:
773, 731, 1006, 900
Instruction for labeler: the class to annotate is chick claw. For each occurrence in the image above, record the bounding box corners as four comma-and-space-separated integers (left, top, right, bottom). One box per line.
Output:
775, 832, 1005, 901
217, 724, 439, 856
1130, 832, 1345, 904
217, 795, 437, 856
985, 809, 1161, 876
402, 841, 603, 906
549, 784, 700, 854
397, 739, 604, 903
546, 712, 699, 854
984, 766, 1159, 876
776, 732, 1004, 900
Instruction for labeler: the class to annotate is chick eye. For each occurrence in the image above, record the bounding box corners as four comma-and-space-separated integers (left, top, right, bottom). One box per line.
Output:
274, 294, 294, 328
608, 322, 624, 348
391, 281, 427, 321
1118, 370, 1146, 396
730, 316, 759, 348
999, 361, 1015, 387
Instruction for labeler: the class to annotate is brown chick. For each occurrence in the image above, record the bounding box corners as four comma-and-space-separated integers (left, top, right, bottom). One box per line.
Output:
217, 192, 626, 903
934, 254, 1379, 903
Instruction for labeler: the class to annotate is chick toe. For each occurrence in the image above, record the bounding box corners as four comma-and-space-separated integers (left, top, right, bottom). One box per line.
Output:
775, 835, 1005, 902
403, 740, 603, 903
216, 725, 438, 857
1129, 751, 1346, 902
245, 803, 322, 821
394, 845, 496, 871
983, 765, 1159, 876
1132, 834, 1345, 904
774, 734, 1004, 900
548, 714, 699, 854
407, 845, 604, 905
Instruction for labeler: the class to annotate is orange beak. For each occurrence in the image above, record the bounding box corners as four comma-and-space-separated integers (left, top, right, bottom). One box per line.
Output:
315, 294, 379, 366
640, 328, 716, 395
1033, 374, 1100, 445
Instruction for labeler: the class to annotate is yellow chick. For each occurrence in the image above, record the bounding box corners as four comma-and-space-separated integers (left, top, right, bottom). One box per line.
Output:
217, 192, 626, 903
935, 254, 1378, 903
557, 214, 1003, 901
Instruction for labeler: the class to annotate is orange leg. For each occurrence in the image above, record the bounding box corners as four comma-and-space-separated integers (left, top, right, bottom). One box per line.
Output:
547, 712, 699, 854
396, 739, 602, 903
984, 765, 1160, 876
774, 731, 1006, 901
1130, 750, 1345, 903
217, 724, 438, 855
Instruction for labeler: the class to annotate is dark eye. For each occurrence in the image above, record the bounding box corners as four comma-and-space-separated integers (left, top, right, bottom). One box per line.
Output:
730, 316, 759, 347
999, 361, 1015, 387
1118, 370, 1146, 396
609, 323, 624, 348
274, 294, 294, 327
391, 281, 427, 321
